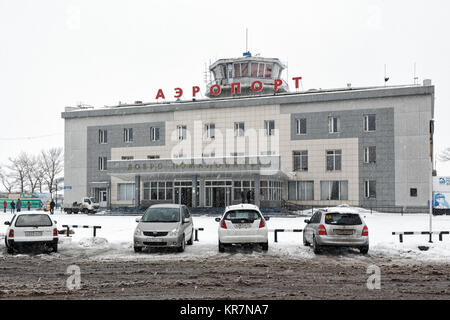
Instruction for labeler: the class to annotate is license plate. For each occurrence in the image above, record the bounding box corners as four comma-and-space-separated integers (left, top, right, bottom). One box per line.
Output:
25, 231, 43, 237
234, 223, 251, 229
335, 229, 353, 235
151, 238, 163, 242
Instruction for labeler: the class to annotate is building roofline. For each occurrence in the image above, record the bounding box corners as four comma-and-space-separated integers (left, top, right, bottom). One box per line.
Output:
61, 84, 434, 119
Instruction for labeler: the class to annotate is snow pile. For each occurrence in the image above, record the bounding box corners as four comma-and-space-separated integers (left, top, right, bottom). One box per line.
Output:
78, 237, 109, 248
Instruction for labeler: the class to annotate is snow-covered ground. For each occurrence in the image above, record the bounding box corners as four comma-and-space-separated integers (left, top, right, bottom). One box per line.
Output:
1, 207, 450, 263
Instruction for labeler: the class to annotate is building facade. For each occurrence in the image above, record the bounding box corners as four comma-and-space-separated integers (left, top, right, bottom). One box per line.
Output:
62, 81, 434, 212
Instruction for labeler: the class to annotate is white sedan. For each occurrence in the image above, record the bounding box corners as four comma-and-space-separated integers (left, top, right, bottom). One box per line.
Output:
4, 213, 59, 254
215, 204, 269, 252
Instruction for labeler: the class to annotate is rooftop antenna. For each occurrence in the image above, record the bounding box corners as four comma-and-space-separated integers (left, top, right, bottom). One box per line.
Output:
203, 62, 208, 85
384, 64, 389, 86
243, 28, 251, 57
414, 62, 419, 85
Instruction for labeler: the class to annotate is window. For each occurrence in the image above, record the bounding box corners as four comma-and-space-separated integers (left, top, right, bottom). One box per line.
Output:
296, 118, 307, 135
143, 181, 173, 201
260, 180, 282, 201
233, 63, 249, 78
326, 150, 342, 171
202, 152, 216, 158
98, 157, 107, 171
328, 117, 340, 133
233, 180, 255, 201
293, 151, 308, 172
98, 130, 107, 144
410, 188, 418, 197
364, 180, 376, 198
288, 181, 314, 201
177, 125, 187, 140
364, 114, 376, 132
205, 123, 215, 139
147, 155, 160, 159
118, 184, 135, 201
264, 120, 275, 136
150, 127, 160, 141
364, 146, 376, 163
234, 122, 245, 137
124, 128, 133, 142
121, 156, 134, 160
310, 211, 322, 224
320, 181, 348, 200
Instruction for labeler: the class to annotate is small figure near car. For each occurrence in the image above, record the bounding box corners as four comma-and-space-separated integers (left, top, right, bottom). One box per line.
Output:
50, 199, 55, 214
16, 199, 22, 212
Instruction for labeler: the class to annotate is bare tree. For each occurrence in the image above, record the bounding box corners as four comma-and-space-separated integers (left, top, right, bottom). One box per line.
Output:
0, 167, 15, 193
23, 153, 44, 193
40, 148, 63, 197
438, 148, 450, 162
7, 153, 28, 193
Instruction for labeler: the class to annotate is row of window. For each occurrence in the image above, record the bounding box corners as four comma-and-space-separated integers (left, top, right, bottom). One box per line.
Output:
177, 120, 276, 140
295, 114, 376, 135
98, 127, 160, 144
288, 180, 372, 201
293, 147, 376, 172
117, 180, 282, 201
119, 181, 420, 202
98, 121, 277, 145
98, 114, 377, 145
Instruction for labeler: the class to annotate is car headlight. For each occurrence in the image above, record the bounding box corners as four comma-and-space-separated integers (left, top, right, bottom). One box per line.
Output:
168, 228, 179, 237
134, 227, 143, 236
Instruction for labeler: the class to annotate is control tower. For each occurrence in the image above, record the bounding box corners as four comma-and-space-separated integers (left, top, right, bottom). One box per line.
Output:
206, 52, 289, 98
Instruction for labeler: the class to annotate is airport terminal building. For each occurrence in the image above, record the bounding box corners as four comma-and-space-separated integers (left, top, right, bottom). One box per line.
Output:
62, 55, 435, 212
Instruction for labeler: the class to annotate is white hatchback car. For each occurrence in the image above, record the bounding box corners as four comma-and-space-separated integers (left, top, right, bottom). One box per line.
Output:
215, 204, 269, 252
4, 213, 59, 254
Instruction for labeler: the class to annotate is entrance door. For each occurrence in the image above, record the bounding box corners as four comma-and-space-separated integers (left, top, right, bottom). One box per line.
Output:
206, 186, 232, 207
175, 187, 192, 206
99, 190, 107, 207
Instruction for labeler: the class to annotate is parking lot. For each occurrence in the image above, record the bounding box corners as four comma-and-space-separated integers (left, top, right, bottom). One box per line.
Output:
1, 210, 450, 299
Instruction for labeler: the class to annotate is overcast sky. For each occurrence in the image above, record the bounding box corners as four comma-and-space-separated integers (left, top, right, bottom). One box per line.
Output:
1, 0, 449, 175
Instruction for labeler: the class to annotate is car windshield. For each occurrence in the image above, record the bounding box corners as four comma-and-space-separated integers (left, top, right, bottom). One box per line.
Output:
90, 198, 97, 203
224, 210, 261, 221
141, 207, 180, 223
15, 214, 53, 227
324, 213, 362, 225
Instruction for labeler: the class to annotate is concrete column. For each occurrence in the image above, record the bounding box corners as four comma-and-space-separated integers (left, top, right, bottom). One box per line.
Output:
199, 178, 206, 207
135, 175, 141, 208
254, 174, 261, 207
192, 175, 198, 208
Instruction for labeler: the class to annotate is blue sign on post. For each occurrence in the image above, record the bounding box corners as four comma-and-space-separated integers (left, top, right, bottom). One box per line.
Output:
64, 186, 72, 190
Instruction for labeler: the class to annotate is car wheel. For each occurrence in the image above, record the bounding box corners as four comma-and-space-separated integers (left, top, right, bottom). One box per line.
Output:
303, 232, 310, 247
218, 241, 225, 252
134, 246, 142, 253
82, 208, 88, 214
312, 236, 321, 254
67, 210, 72, 214
177, 235, 185, 252
187, 230, 194, 245
261, 242, 269, 251
359, 245, 369, 254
